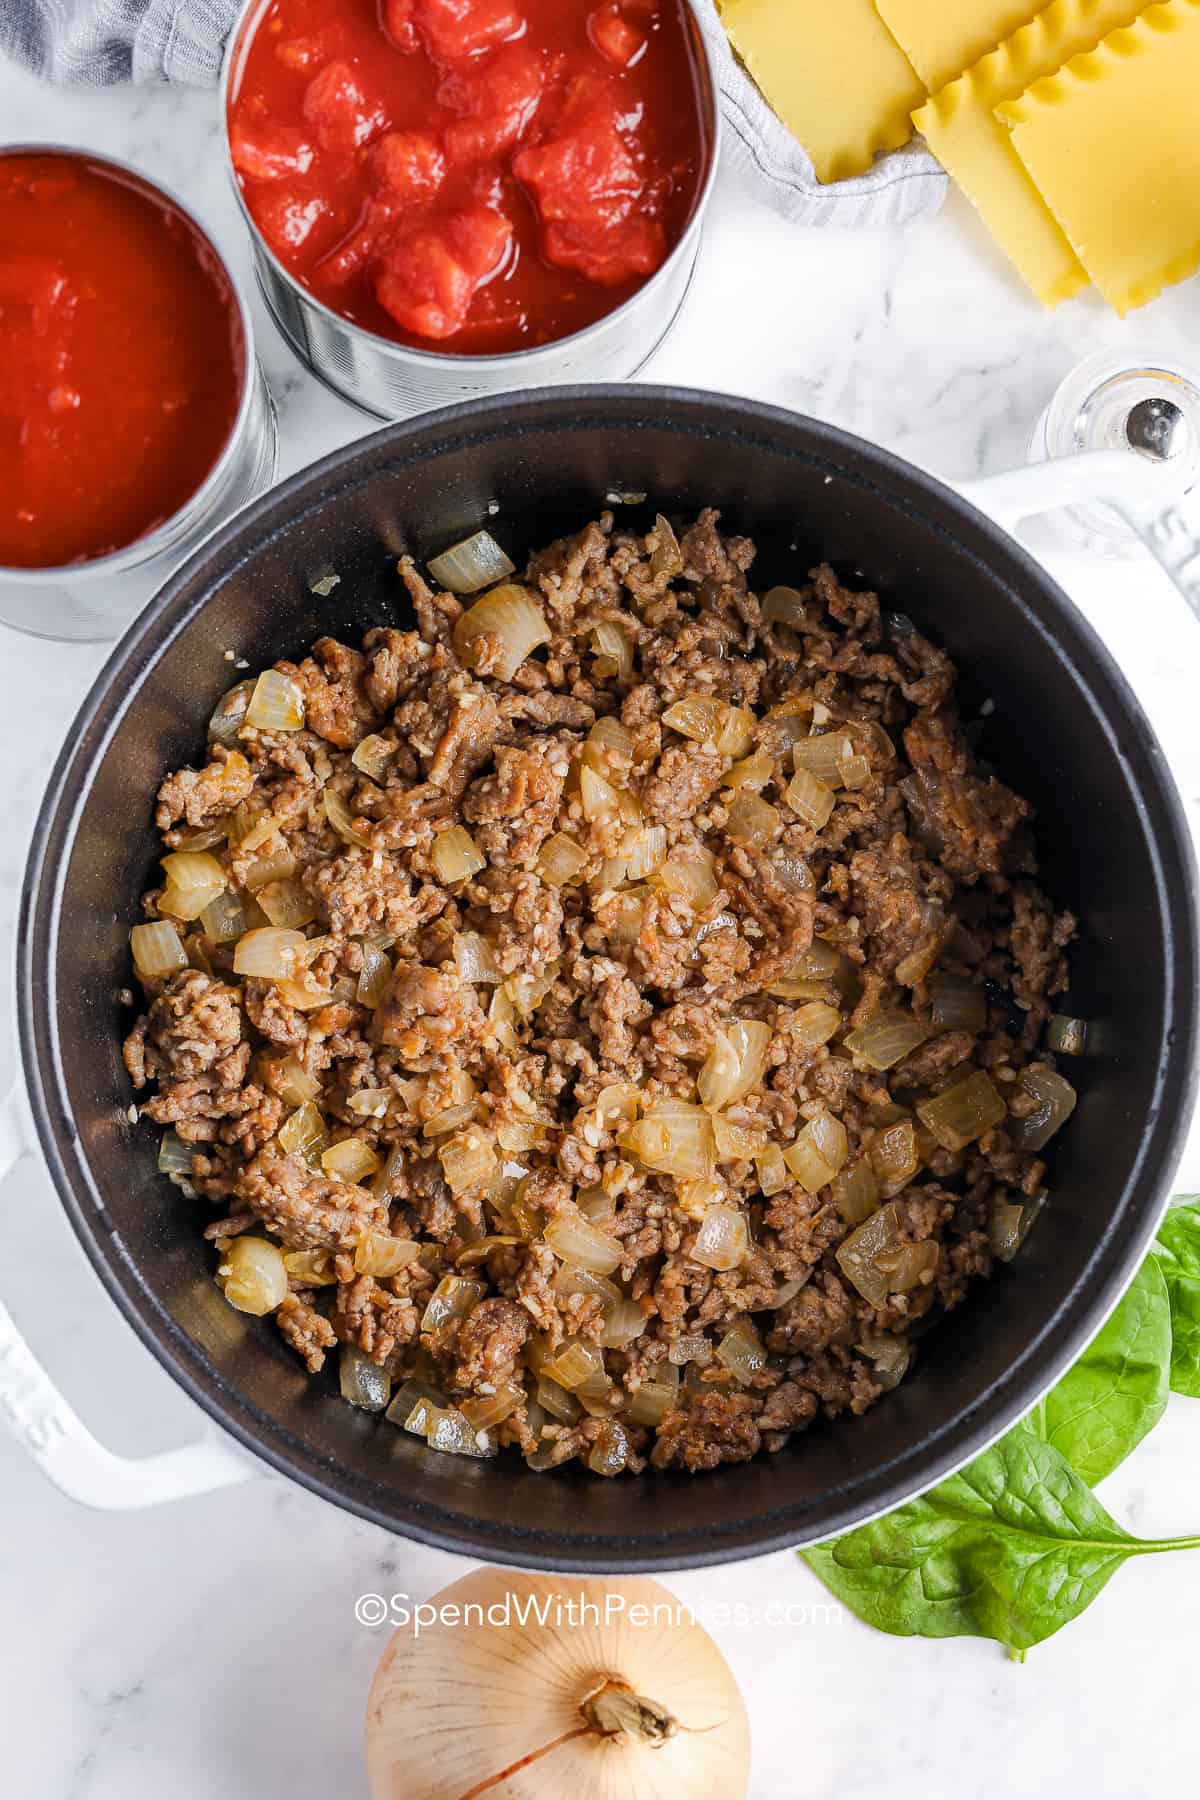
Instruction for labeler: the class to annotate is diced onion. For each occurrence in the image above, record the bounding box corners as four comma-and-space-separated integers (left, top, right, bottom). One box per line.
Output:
536, 1375, 581, 1424
544, 1339, 604, 1392
339, 1347, 392, 1412
698, 1019, 771, 1110
768, 849, 816, 896
274, 976, 334, 1012
198, 890, 246, 944
792, 733, 853, 786
917, 1071, 1007, 1152
157, 1131, 193, 1179
488, 986, 520, 1051
580, 763, 625, 824
321, 1137, 381, 1183
650, 857, 719, 908
788, 1001, 842, 1047
870, 1118, 920, 1199
385, 1379, 444, 1432
677, 1177, 724, 1221
649, 513, 682, 579
217, 1237, 288, 1315
786, 766, 835, 830
990, 1190, 1046, 1262
586, 1421, 630, 1477
276, 1054, 320, 1107
583, 1093, 636, 1146
454, 930, 502, 984
691, 1204, 749, 1271
431, 824, 486, 885
283, 1249, 337, 1286
356, 942, 392, 1009
716, 1317, 766, 1385
857, 1334, 911, 1390
590, 620, 634, 682
599, 1297, 645, 1348
423, 1102, 478, 1138
130, 920, 187, 981
725, 791, 780, 846
453, 583, 550, 681
544, 1208, 623, 1277
208, 678, 254, 747
577, 1184, 618, 1225
323, 789, 373, 849
505, 964, 558, 1018
930, 975, 988, 1034
429, 1406, 499, 1459
625, 1380, 678, 1426
354, 1233, 420, 1277
420, 1274, 486, 1333
256, 878, 316, 930
725, 750, 774, 791
242, 845, 297, 893
1010, 1067, 1077, 1153
836, 1202, 905, 1308
277, 1101, 330, 1167
537, 832, 589, 886
346, 1085, 390, 1118
351, 733, 395, 780
843, 1012, 929, 1072
621, 824, 666, 881
711, 1113, 767, 1161
830, 1155, 882, 1224
158, 851, 227, 922
1047, 1015, 1088, 1057
837, 753, 871, 791
621, 1101, 715, 1181
439, 1131, 498, 1196
427, 529, 515, 595
762, 585, 808, 628
662, 695, 725, 746
755, 1143, 788, 1196
783, 1109, 849, 1193
583, 715, 635, 774
460, 1383, 524, 1432
246, 668, 305, 733
233, 926, 306, 980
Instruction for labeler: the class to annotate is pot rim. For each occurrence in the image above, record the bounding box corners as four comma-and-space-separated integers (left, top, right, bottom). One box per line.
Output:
18, 385, 1200, 1569
0, 141, 262, 585
217, 0, 722, 372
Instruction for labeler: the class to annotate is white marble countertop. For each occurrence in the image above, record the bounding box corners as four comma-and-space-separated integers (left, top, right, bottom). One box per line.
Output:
3, 57, 1200, 1800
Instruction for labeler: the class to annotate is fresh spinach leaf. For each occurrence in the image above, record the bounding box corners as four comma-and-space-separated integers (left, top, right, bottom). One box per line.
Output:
803, 1426, 1200, 1653
1154, 1198, 1200, 1398
1033, 1256, 1171, 1483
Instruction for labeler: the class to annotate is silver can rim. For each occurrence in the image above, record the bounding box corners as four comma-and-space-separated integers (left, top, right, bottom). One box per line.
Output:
0, 142, 266, 585
219, 0, 722, 374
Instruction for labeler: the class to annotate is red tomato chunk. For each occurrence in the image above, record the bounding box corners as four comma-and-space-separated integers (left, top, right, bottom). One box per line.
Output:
228, 0, 707, 355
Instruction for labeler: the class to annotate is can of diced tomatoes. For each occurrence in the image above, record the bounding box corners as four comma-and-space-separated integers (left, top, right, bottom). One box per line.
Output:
221, 0, 721, 419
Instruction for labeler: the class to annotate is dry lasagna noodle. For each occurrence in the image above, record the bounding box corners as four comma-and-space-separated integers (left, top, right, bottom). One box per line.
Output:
999, 0, 1200, 313
914, 0, 1150, 306
717, 0, 925, 184
875, 0, 1046, 90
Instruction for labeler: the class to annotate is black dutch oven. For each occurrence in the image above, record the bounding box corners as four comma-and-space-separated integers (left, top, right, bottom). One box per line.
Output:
18, 387, 1199, 1570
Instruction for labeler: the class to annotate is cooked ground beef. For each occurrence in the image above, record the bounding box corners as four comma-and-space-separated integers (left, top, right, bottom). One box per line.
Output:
123, 509, 1077, 1478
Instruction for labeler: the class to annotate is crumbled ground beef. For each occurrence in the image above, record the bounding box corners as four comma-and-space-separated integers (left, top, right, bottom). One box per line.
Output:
123, 509, 1076, 1477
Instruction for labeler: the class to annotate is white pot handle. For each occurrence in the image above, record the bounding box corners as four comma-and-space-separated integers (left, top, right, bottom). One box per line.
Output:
959, 449, 1200, 624
0, 1081, 255, 1510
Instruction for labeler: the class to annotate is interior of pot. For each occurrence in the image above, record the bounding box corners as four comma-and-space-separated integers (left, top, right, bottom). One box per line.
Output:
21, 389, 1198, 1569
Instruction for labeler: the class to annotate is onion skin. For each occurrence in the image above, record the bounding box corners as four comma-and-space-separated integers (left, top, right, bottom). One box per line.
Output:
366, 1568, 750, 1800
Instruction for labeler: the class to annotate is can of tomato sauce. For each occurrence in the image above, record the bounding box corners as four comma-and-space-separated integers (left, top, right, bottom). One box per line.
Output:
222, 0, 719, 418
0, 146, 277, 642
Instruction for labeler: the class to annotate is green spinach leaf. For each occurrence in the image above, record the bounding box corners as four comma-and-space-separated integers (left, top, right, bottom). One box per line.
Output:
1033, 1256, 1171, 1483
1154, 1198, 1200, 1398
803, 1427, 1200, 1653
